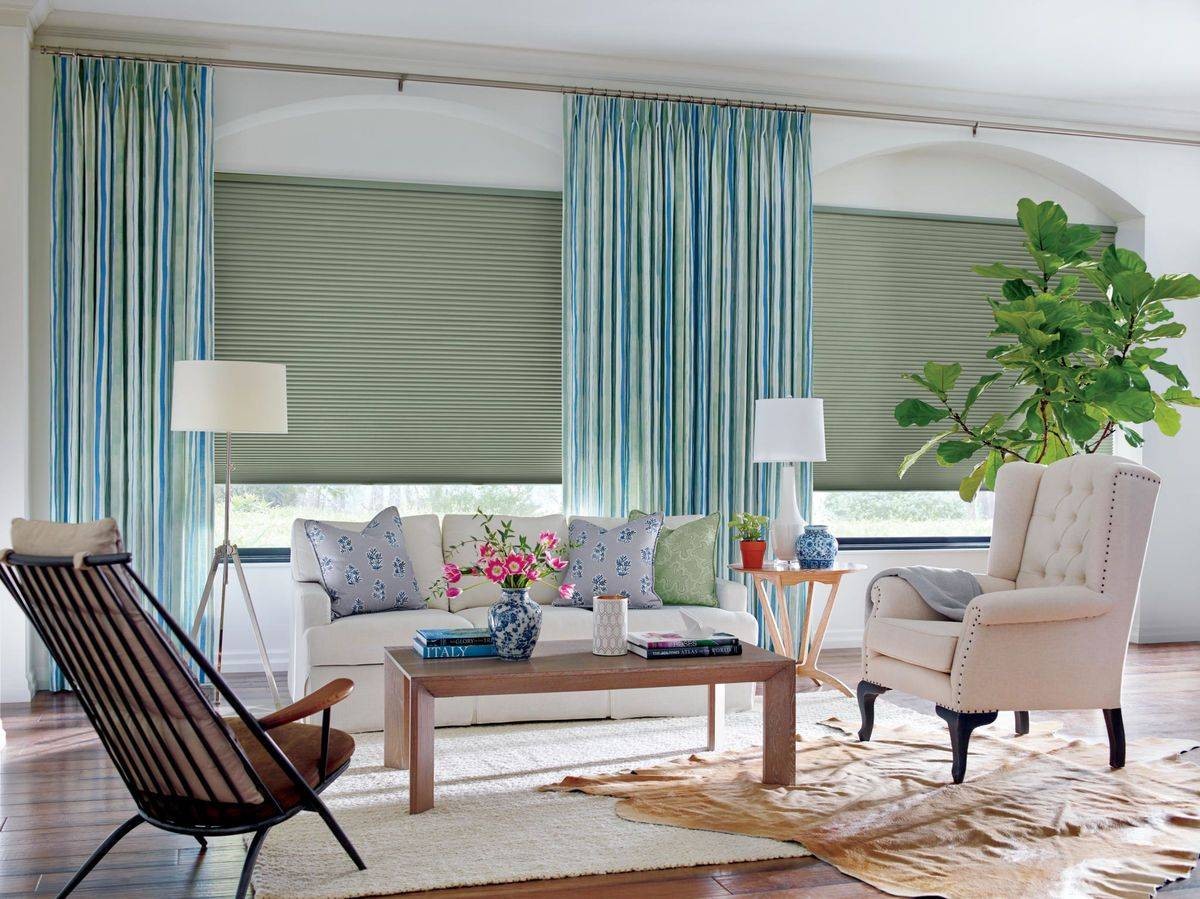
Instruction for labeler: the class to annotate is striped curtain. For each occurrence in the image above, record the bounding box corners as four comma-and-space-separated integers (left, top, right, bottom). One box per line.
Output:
563, 95, 813, 635
49, 56, 215, 688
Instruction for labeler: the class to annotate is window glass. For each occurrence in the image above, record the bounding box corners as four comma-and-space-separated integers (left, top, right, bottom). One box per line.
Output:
811, 490, 993, 539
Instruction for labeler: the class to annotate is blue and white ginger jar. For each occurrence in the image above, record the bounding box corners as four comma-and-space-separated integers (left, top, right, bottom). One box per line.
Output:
488, 588, 543, 660
796, 525, 838, 569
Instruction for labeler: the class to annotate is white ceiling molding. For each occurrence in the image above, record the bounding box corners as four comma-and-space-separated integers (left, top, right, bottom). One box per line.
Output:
0, 0, 51, 34
34, 8, 1200, 139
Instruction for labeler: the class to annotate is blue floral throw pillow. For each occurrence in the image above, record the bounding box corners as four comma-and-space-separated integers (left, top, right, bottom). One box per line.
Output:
304, 506, 425, 618
555, 513, 664, 609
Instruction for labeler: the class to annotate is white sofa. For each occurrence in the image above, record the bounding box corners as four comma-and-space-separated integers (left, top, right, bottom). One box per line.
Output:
290, 512, 759, 732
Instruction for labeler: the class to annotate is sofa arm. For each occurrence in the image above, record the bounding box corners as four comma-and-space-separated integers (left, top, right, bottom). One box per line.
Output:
716, 578, 747, 613
966, 585, 1113, 626
296, 580, 332, 631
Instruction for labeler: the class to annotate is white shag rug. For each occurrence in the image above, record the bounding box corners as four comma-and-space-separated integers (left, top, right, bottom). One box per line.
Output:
251, 692, 921, 898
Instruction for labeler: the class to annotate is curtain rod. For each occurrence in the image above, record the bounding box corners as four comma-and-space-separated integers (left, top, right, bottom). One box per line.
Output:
36, 44, 1200, 149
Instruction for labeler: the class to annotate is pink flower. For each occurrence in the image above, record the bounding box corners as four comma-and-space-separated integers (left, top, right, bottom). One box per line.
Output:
483, 559, 506, 583
504, 553, 525, 575
445, 586, 462, 599
558, 582, 576, 601
525, 570, 540, 584
548, 556, 568, 571
538, 531, 558, 549
478, 543, 494, 559
442, 563, 462, 584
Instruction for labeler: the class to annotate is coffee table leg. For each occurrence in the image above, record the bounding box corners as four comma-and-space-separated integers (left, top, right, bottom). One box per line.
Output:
707, 683, 725, 751
384, 658, 409, 769
762, 667, 796, 786
408, 683, 435, 814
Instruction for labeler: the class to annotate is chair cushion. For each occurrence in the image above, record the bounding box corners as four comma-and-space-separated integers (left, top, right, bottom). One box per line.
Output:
226, 718, 355, 815
306, 608, 473, 666
865, 616, 963, 673
10, 518, 122, 555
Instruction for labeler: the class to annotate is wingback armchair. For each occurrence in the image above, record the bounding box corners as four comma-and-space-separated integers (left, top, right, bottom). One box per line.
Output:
857, 454, 1161, 783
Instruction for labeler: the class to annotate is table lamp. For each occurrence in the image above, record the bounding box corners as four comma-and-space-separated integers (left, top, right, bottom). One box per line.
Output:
172, 360, 288, 706
752, 397, 826, 562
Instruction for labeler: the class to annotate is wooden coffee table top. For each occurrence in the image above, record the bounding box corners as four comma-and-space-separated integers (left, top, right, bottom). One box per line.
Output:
385, 640, 792, 698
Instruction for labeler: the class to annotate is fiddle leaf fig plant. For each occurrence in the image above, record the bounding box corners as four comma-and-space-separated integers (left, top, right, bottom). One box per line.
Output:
895, 198, 1200, 501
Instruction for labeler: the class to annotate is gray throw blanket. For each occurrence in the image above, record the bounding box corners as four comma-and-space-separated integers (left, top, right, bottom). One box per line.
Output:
865, 566, 982, 622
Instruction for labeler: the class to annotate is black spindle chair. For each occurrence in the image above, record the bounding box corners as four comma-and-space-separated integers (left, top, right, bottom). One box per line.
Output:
0, 550, 366, 898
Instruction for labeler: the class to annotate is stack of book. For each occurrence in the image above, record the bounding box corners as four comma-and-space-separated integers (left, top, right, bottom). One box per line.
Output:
412, 627, 497, 659
627, 631, 742, 659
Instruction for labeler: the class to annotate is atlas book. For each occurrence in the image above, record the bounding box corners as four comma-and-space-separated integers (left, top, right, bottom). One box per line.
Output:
627, 630, 741, 650
628, 642, 743, 659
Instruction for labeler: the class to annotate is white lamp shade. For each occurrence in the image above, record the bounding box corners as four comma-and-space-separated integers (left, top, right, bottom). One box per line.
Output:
171, 361, 288, 434
752, 397, 826, 463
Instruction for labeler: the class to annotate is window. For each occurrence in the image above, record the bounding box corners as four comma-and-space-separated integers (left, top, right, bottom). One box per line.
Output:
810, 208, 1115, 539
216, 483, 563, 551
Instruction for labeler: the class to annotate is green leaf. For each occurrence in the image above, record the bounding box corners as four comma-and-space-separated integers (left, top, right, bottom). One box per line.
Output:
1001, 279, 1035, 301
962, 372, 1004, 414
1165, 386, 1200, 407
894, 398, 950, 427
922, 362, 962, 394
1118, 424, 1144, 447
1112, 271, 1154, 304
981, 411, 1009, 435
1147, 359, 1188, 386
1103, 388, 1156, 423
974, 262, 1041, 282
1144, 322, 1186, 340
1059, 405, 1103, 443
936, 440, 980, 466
900, 371, 938, 394
898, 429, 956, 478
1084, 366, 1131, 403
983, 450, 1006, 490
1148, 274, 1200, 301
958, 460, 988, 502
1100, 245, 1147, 277
1017, 198, 1067, 253
1074, 262, 1111, 294
1154, 394, 1182, 436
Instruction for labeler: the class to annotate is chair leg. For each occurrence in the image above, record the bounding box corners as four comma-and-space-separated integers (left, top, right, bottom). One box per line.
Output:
936, 706, 998, 784
236, 827, 270, 899
1014, 711, 1029, 735
195, 835, 208, 850
1103, 708, 1125, 769
856, 681, 889, 741
310, 796, 367, 871
58, 814, 142, 898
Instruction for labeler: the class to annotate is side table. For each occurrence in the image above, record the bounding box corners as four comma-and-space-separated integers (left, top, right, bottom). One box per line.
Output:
729, 563, 866, 697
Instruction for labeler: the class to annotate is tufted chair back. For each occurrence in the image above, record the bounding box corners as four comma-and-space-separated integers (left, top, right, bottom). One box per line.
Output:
986, 454, 1160, 603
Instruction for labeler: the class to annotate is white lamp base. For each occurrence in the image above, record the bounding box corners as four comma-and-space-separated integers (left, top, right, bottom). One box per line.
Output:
771, 464, 807, 562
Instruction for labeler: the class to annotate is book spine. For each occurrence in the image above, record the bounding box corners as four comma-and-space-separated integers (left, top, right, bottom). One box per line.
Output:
630, 638, 740, 650
413, 643, 497, 659
632, 644, 744, 659
415, 635, 493, 647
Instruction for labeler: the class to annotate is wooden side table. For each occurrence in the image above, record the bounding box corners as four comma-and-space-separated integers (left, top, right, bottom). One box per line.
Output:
729, 563, 867, 697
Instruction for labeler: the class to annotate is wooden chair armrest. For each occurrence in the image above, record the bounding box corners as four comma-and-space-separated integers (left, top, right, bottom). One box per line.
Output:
258, 678, 354, 729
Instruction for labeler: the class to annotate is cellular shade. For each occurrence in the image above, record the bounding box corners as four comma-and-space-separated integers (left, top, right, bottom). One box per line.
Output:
811, 209, 1116, 492
212, 174, 563, 484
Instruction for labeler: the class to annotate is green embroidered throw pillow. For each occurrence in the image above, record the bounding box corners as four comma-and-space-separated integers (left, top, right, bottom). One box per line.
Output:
629, 510, 719, 607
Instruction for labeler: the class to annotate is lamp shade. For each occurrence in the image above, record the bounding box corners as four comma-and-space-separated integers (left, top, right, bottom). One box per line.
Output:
752, 397, 826, 463
171, 360, 288, 434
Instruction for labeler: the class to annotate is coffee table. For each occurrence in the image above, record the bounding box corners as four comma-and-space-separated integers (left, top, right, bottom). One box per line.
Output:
383, 640, 796, 813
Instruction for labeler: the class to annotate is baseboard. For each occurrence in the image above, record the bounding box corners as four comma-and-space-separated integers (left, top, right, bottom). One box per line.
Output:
218, 650, 291, 674
820, 627, 865, 651
1131, 625, 1200, 645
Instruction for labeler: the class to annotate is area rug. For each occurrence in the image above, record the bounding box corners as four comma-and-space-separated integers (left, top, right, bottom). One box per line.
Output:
548, 715, 1200, 899
251, 692, 920, 898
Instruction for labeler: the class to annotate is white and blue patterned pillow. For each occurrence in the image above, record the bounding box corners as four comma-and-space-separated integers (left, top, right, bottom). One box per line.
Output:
304, 506, 425, 618
554, 513, 664, 609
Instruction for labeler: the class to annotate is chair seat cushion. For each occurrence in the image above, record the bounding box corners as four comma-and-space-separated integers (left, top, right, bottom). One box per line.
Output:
227, 718, 355, 816
865, 617, 963, 673
306, 609, 473, 666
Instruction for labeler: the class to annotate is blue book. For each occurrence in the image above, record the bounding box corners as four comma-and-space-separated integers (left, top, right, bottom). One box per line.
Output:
412, 640, 497, 659
415, 627, 493, 647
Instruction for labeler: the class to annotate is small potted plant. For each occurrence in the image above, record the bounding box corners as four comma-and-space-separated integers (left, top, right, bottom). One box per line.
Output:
728, 513, 769, 569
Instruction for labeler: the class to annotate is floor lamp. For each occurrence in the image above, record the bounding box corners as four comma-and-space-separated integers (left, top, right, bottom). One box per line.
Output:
172, 360, 288, 707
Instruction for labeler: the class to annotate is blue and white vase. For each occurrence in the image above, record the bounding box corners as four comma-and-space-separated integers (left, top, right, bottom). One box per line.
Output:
796, 525, 838, 569
488, 588, 543, 661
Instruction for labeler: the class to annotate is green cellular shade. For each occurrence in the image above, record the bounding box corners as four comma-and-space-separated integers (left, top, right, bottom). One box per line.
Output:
811, 209, 1115, 492
213, 174, 563, 484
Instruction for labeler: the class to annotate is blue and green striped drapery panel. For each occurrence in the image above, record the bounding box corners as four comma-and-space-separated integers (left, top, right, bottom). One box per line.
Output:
49, 56, 215, 688
562, 95, 813, 643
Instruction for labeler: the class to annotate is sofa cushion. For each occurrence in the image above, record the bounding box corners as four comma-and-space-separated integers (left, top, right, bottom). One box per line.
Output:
292, 513, 447, 610
557, 513, 664, 609
865, 616, 963, 673
306, 608, 473, 667
303, 508, 425, 618
441, 513, 568, 610
630, 509, 718, 607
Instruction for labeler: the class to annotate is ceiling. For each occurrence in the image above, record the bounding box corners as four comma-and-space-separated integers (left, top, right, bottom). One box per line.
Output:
36, 0, 1200, 134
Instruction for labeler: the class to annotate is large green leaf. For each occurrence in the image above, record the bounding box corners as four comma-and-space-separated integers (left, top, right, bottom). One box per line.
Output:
936, 440, 981, 466
1147, 359, 1188, 386
1100, 244, 1147, 277
974, 262, 1041, 282
898, 429, 957, 478
1154, 394, 1182, 436
962, 372, 1004, 414
1112, 271, 1154, 304
1144, 322, 1187, 340
1017, 198, 1067, 252
1059, 405, 1104, 443
958, 459, 988, 502
1001, 279, 1035, 301
922, 361, 962, 394
1165, 386, 1200, 407
1084, 366, 1130, 403
1148, 274, 1200, 301
894, 398, 950, 427
1103, 388, 1156, 423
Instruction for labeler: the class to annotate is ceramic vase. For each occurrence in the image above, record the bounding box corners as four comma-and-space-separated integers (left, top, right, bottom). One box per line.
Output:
796, 524, 838, 569
592, 594, 629, 656
487, 587, 542, 660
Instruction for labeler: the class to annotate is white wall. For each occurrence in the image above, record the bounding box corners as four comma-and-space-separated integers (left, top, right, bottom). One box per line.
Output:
20, 58, 1200, 683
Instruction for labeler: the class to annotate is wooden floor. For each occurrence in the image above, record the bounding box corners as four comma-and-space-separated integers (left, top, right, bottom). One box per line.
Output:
2, 643, 1198, 897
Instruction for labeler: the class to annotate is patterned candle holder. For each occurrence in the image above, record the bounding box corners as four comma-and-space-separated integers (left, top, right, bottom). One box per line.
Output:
592, 594, 629, 656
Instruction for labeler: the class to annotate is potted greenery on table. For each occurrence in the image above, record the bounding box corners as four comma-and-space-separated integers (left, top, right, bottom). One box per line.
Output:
895, 198, 1199, 499
729, 512, 769, 569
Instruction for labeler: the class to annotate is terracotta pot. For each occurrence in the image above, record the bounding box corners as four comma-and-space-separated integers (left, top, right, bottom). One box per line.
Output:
739, 540, 767, 570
